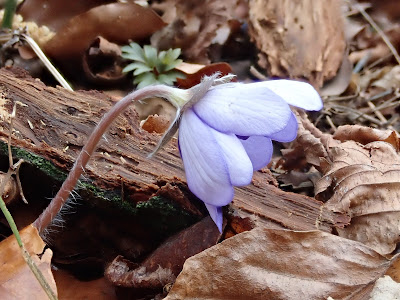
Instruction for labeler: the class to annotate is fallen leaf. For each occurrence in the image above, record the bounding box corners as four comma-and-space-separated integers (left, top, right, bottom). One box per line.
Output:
333, 125, 400, 151
175, 62, 233, 89
141, 114, 171, 134
248, 0, 345, 87
316, 140, 400, 255
151, 0, 245, 64
0, 225, 57, 299
321, 55, 353, 97
105, 216, 221, 298
44, 3, 166, 60
18, 0, 114, 31
53, 269, 117, 300
369, 276, 400, 300
82, 36, 126, 85
165, 228, 393, 300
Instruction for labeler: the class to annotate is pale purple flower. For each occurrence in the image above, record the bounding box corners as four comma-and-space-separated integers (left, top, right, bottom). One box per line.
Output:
151, 75, 322, 232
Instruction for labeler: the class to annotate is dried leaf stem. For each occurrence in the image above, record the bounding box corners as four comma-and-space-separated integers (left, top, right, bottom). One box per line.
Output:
21, 34, 73, 91
33, 85, 174, 233
355, 3, 400, 66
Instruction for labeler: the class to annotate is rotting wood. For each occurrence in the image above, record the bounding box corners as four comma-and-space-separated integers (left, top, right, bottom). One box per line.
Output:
0, 67, 332, 232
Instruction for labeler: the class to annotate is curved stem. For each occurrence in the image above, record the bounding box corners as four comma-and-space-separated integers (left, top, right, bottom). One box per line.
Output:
33, 85, 173, 233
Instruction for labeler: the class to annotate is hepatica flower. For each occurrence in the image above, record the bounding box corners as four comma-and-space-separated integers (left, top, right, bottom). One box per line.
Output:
152, 74, 322, 232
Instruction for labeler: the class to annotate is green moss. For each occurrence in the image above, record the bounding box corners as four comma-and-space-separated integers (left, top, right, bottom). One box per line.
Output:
134, 196, 195, 234
0, 141, 67, 182
0, 141, 197, 234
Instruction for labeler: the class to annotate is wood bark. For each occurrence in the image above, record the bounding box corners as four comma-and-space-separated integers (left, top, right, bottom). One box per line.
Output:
0, 67, 332, 232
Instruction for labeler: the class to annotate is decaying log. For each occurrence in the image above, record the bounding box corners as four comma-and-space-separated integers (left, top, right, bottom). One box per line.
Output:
0, 67, 332, 232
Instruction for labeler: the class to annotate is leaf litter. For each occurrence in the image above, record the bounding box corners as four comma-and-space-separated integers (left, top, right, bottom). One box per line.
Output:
1, 0, 400, 299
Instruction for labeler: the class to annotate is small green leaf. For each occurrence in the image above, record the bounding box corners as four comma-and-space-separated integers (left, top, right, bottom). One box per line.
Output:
133, 65, 153, 76
122, 62, 149, 73
143, 45, 158, 67
121, 43, 145, 63
158, 74, 176, 86
164, 59, 183, 72
134, 72, 157, 88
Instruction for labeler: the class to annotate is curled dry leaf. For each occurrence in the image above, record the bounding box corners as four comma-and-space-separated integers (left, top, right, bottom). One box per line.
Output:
82, 37, 126, 85
317, 140, 400, 255
44, 3, 166, 60
105, 217, 221, 297
248, 0, 345, 87
0, 172, 19, 205
0, 225, 56, 299
288, 113, 400, 254
165, 228, 393, 300
175, 62, 233, 89
333, 125, 400, 151
141, 114, 171, 134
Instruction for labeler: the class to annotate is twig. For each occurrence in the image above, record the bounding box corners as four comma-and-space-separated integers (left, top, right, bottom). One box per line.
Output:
355, 3, 400, 66
0, 197, 58, 300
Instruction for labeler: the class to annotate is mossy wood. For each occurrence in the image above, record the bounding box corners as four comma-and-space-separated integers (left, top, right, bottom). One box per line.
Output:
0, 67, 332, 232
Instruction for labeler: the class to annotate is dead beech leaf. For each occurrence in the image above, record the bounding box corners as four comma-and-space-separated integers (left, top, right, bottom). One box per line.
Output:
0, 225, 57, 299
105, 217, 221, 297
333, 125, 400, 151
141, 114, 170, 134
287, 114, 400, 255
176, 62, 233, 89
82, 37, 126, 85
151, 0, 244, 63
53, 269, 116, 300
44, 3, 165, 60
320, 55, 352, 97
317, 140, 400, 254
248, 0, 345, 87
369, 276, 400, 300
165, 228, 392, 300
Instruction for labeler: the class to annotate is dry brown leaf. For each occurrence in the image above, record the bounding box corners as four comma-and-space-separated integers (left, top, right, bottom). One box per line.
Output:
248, 0, 345, 87
317, 140, 400, 254
320, 55, 352, 97
176, 62, 233, 89
53, 269, 117, 300
141, 114, 170, 134
0, 225, 57, 299
287, 114, 400, 255
18, 0, 114, 31
151, 0, 245, 63
369, 276, 400, 300
82, 36, 126, 85
333, 125, 400, 151
44, 3, 165, 60
105, 217, 221, 298
165, 228, 393, 300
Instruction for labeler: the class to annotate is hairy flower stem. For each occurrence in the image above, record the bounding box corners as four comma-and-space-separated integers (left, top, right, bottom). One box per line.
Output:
33, 85, 175, 233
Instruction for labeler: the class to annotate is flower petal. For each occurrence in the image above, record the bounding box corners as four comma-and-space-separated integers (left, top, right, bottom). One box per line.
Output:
267, 111, 298, 142
240, 136, 273, 171
193, 83, 292, 136
213, 130, 253, 186
179, 109, 234, 206
259, 80, 323, 111
204, 203, 223, 232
